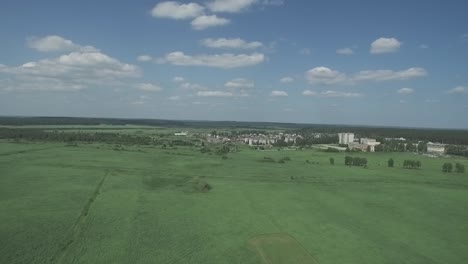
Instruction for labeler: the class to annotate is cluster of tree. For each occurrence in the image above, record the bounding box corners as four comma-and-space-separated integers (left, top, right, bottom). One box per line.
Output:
295, 134, 339, 146
445, 145, 468, 157
323, 147, 340, 153
258, 156, 291, 163
345, 156, 368, 167
374, 141, 427, 153
442, 162, 465, 173
0, 128, 155, 145
294, 126, 468, 145
403, 160, 421, 169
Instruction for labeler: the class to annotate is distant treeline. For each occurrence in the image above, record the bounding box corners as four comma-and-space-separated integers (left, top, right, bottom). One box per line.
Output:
0, 116, 309, 129
295, 127, 468, 145
0, 128, 196, 146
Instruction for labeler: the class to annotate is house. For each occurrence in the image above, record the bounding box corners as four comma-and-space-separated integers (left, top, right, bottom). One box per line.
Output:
427, 142, 446, 154
338, 133, 354, 144
174, 131, 188, 136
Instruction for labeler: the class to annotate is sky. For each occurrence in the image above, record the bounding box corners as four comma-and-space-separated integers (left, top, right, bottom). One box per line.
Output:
1, 0, 468, 129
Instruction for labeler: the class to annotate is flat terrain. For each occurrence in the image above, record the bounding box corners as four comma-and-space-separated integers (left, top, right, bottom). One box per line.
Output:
1, 141, 468, 264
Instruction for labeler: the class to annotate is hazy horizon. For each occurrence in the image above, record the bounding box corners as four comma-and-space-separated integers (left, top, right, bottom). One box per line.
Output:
1, 0, 468, 129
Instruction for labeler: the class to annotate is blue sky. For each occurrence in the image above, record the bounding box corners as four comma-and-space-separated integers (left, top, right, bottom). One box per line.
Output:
1, 0, 468, 128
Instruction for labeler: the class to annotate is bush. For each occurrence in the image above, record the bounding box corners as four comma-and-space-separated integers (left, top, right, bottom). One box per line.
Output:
388, 158, 394, 167
403, 160, 421, 169
329, 157, 334, 165
455, 163, 465, 173
221, 155, 228, 160
443, 162, 453, 173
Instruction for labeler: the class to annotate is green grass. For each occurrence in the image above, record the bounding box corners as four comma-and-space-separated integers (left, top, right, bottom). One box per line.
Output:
1, 141, 468, 264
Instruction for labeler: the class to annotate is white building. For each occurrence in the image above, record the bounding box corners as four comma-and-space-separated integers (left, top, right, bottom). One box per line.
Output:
427, 142, 446, 154
174, 131, 188, 136
338, 133, 354, 144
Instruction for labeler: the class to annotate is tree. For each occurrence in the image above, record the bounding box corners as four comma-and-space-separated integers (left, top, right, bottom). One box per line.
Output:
388, 158, 394, 167
442, 162, 453, 173
345, 156, 353, 165
329, 157, 335, 165
366, 145, 371, 152
455, 163, 465, 173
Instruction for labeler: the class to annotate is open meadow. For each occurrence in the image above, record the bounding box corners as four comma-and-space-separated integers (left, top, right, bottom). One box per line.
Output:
1, 140, 468, 264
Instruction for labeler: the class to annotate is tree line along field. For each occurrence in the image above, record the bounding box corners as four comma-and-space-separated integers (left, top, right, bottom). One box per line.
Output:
1, 139, 468, 264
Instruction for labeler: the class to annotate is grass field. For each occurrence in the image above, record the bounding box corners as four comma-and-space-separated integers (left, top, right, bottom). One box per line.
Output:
1, 140, 468, 264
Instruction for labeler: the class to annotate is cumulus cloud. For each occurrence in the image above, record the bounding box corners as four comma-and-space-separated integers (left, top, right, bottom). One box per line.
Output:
370, 37, 401, 54
270, 90, 288, 97
197, 90, 233, 97
151, 1, 205, 19
207, 0, 258, 13
336, 47, 354, 55
305, 67, 347, 85
0, 51, 140, 92
200, 38, 263, 49
280, 76, 294, 83
191, 15, 230, 30
169, 96, 181, 100
137, 83, 163, 92
320, 90, 362, 98
305, 66, 427, 85
302, 90, 317, 96
225, 78, 254, 89
27, 35, 98, 53
448, 86, 468, 94
137, 55, 153, 62
173, 76, 185, 82
397, 88, 414, 95
159, 51, 265, 68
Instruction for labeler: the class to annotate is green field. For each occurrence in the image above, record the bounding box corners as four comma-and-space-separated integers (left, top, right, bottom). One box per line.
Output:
1, 141, 468, 264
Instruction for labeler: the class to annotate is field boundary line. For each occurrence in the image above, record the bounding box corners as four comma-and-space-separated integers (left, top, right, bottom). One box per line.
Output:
50, 169, 110, 264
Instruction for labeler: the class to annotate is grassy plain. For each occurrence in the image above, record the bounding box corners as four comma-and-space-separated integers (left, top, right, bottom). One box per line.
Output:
1, 139, 468, 264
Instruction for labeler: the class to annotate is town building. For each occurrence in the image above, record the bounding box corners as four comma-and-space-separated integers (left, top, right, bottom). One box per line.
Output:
338, 133, 354, 144
427, 142, 446, 154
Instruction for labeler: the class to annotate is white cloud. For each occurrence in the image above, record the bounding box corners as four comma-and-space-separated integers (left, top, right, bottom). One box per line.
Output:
303, 89, 361, 98
300, 48, 311, 55
137, 83, 163, 92
370, 37, 401, 54
262, 0, 284, 6
0, 51, 140, 92
225, 78, 254, 89
448, 86, 468, 94
200, 38, 263, 49
305, 67, 347, 85
270, 90, 288, 97
280, 76, 294, 83
27, 35, 98, 53
320, 90, 362, 98
197, 90, 233, 97
180, 81, 208, 91
397, 88, 414, 95
173, 76, 185, 82
419, 44, 429, 49
160, 51, 265, 68
207, 0, 257, 13
336, 47, 354, 55
191, 15, 230, 30
302, 90, 317, 96
399, 99, 407, 104
305, 66, 427, 85
354, 68, 427, 81
169, 96, 181, 100
137, 55, 153, 62
151, 1, 205, 20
